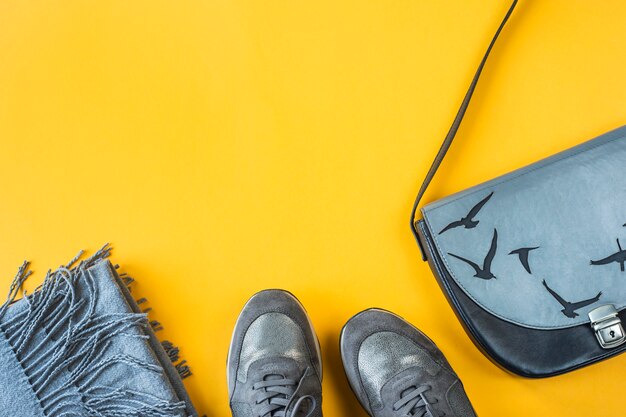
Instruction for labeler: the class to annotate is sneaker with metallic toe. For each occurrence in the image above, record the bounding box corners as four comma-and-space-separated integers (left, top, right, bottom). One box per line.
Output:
228, 289, 323, 417
340, 309, 476, 417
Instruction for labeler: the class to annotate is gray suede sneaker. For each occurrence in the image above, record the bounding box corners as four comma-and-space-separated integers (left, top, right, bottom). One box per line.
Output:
340, 309, 476, 417
228, 290, 323, 417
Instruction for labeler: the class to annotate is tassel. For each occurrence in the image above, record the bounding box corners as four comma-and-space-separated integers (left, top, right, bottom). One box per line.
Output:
131, 292, 195, 383
175, 360, 192, 379
161, 340, 181, 363
150, 320, 164, 332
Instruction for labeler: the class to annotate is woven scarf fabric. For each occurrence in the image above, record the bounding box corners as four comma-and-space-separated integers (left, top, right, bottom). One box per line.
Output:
0, 246, 198, 417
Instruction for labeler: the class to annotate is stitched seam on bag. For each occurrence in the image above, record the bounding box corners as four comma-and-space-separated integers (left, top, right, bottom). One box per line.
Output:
420, 221, 507, 334
421, 222, 626, 375
420, 130, 626, 329
422, 129, 625, 214
420, 222, 496, 349
422, 216, 596, 330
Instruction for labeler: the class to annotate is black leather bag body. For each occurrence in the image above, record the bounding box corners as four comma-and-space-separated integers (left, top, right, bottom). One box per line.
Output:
410, 1, 626, 377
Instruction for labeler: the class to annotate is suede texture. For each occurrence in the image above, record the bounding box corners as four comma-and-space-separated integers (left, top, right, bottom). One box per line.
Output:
340, 309, 476, 417
228, 290, 323, 417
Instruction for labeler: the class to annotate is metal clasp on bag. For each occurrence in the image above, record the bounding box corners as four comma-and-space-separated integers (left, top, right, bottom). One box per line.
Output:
588, 305, 626, 349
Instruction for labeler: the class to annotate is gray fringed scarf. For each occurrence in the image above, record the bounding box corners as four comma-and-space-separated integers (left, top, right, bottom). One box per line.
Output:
0, 245, 198, 416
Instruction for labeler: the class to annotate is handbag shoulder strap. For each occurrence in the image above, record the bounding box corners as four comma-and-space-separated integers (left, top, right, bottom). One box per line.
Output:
410, 0, 518, 236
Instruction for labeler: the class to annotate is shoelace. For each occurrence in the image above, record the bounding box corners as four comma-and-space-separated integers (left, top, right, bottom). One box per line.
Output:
252, 367, 317, 417
393, 385, 443, 417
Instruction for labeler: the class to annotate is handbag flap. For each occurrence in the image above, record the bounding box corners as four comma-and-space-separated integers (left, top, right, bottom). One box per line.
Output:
422, 125, 626, 330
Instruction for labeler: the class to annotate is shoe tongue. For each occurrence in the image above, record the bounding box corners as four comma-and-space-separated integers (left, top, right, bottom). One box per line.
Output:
263, 374, 285, 381
251, 356, 302, 381
400, 386, 417, 398
384, 367, 426, 394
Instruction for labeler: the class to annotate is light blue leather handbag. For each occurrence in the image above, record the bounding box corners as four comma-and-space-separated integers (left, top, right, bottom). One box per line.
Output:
411, 0, 626, 377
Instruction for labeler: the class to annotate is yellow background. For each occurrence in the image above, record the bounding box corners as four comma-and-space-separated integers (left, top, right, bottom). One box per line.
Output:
0, 1, 625, 416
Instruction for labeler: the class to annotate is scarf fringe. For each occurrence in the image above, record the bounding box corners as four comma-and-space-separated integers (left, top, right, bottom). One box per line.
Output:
0, 244, 193, 417
116, 269, 192, 380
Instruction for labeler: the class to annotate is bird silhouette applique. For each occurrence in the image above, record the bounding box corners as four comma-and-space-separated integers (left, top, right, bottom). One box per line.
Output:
590, 238, 626, 272
508, 246, 539, 274
448, 229, 498, 280
542, 280, 601, 318
438, 192, 494, 235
